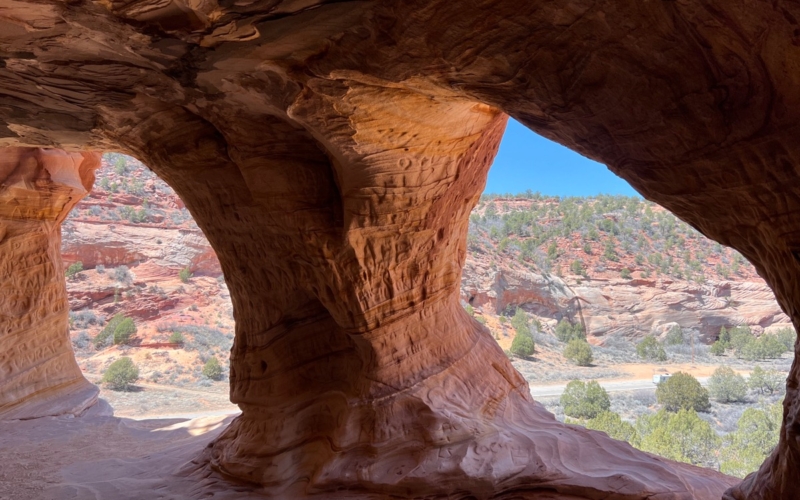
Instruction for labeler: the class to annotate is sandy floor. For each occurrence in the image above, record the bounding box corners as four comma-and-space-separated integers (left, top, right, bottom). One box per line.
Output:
0, 410, 236, 500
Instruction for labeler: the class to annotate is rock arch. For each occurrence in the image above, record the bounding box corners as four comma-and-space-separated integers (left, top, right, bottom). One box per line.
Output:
1, 0, 798, 498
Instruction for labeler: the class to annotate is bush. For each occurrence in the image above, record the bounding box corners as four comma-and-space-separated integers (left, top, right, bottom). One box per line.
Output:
708, 366, 747, 403
709, 340, 726, 356
555, 319, 585, 342
748, 366, 785, 395
70, 310, 100, 329
729, 325, 754, 352
202, 357, 223, 380
113, 265, 131, 283
635, 409, 720, 466
664, 325, 684, 346
774, 328, 795, 351
65, 261, 83, 279
93, 314, 136, 347
179, 267, 192, 283
168, 331, 185, 344
620, 268, 632, 279
656, 372, 710, 412
510, 331, 535, 359
636, 335, 667, 362
93, 314, 124, 348
510, 309, 529, 334
112, 317, 137, 345
102, 357, 139, 391
718, 326, 732, 346
583, 411, 637, 443
564, 339, 593, 366
561, 380, 611, 419
720, 401, 783, 477
737, 333, 788, 361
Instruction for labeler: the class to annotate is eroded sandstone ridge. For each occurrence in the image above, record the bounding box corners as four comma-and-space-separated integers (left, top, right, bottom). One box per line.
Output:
2, 0, 800, 497
0, 148, 100, 419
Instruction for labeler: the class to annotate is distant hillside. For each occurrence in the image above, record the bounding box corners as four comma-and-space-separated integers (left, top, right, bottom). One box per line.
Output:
468, 194, 757, 283
461, 195, 789, 345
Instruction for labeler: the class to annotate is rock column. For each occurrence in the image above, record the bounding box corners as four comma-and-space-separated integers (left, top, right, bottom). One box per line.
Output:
0, 147, 100, 419
122, 88, 735, 498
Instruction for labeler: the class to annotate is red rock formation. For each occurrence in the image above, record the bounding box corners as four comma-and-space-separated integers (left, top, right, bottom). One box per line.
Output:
0, 148, 100, 419
3, 0, 800, 497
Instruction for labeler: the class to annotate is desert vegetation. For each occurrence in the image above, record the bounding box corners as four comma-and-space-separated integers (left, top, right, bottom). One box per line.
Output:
550, 369, 786, 477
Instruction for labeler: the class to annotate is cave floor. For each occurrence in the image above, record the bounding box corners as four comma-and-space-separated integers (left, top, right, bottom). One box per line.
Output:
0, 407, 243, 500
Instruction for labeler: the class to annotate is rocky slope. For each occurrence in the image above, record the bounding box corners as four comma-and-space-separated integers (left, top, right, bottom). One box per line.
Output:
461, 198, 791, 344
62, 154, 234, 389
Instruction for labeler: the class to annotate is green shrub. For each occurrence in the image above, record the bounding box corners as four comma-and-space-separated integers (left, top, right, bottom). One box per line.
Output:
655, 372, 710, 412
635, 409, 720, 466
709, 340, 726, 356
636, 335, 667, 362
583, 411, 637, 443
510, 331, 535, 359
729, 325, 754, 352
748, 366, 785, 395
708, 366, 747, 403
555, 319, 585, 343
168, 331, 185, 344
65, 261, 83, 279
564, 339, 593, 366
561, 380, 610, 419
664, 325, 684, 346
737, 333, 788, 361
93, 314, 124, 348
179, 267, 193, 283
510, 309, 529, 335
774, 328, 795, 351
718, 326, 732, 347
112, 317, 136, 345
720, 401, 783, 477
202, 357, 223, 380
620, 268, 632, 279
102, 357, 139, 391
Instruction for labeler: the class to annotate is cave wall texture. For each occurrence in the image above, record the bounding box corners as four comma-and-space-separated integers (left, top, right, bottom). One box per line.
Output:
0, 148, 100, 419
1, 0, 799, 498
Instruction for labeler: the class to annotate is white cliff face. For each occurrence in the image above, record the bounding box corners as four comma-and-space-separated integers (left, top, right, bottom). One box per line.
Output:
461, 257, 790, 343
61, 221, 220, 276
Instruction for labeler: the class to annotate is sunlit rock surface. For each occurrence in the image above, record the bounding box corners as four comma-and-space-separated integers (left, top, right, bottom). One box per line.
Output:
0, 148, 100, 419
2, 0, 800, 497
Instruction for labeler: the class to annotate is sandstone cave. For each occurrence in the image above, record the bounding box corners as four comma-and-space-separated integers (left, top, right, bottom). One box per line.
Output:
1, 1, 799, 499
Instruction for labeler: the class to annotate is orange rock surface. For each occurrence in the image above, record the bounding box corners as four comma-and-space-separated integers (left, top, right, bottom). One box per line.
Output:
0, 148, 100, 419
2, 0, 799, 498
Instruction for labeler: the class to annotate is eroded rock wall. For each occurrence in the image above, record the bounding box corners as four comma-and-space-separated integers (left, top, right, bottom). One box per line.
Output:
462, 260, 791, 342
0, 148, 100, 419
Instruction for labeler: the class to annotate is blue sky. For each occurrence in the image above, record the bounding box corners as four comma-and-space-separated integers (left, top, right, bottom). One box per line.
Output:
483, 119, 640, 197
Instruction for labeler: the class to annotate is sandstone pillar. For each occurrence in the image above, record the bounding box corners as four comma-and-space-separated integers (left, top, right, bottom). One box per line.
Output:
0, 148, 100, 419
117, 89, 734, 497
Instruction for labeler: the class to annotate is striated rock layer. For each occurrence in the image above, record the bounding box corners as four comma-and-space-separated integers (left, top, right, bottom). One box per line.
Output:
0, 148, 100, 419
4, 0, 800, 497
462, 260, 791, 342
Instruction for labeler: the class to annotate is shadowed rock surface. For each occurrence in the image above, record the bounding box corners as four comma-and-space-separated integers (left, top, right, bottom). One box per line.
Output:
1, 0, 799, 498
